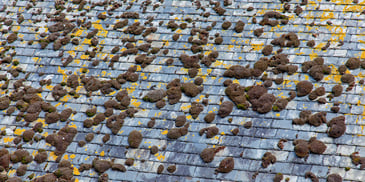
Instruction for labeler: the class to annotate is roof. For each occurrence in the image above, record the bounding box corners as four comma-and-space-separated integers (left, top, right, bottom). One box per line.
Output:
0, 0, 365, 181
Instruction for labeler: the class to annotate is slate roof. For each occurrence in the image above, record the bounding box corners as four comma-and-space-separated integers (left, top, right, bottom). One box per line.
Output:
0, 0, 365, 181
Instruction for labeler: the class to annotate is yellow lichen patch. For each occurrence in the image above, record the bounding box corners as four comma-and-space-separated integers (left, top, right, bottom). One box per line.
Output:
161, 130, 168, 135
60, 95, 72, 102
100, 151, 105, 156
14, 128, 25, 135
92, 20, 108, 37
73, 167, 80, 175
251, 43, 264, 51
12, 26, 20, 32
309, 52, 318, 61
32, 57, 40, 63
7, 169, 16, 176
315, 42, 327, 49
131, 99, 141, 108
57, 66, 68, 82
180, 103, 191, 112
319, 11, 335, 22
63, 155, 69, 160
154, 153, 165, 161
45, 85, 54, 90
69, 123, 77, 129
3, 137, 14, 143
80, 54, 89, 59
72, 29, 84, 37
49, 152, 58, 161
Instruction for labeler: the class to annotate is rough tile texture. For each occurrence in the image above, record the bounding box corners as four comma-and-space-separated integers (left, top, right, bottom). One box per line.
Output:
0, 0, 365, 181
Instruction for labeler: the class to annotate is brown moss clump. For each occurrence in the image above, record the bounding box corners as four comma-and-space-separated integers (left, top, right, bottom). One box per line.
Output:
218, 101, 234, 118
0, 148, 10, 170
0, 96, 10, 110
305, 172, 319, 182
167, 124, 189, 139
254, 28, 264, 37
60, 108, 73, 122
157, 165, 164, 174
292, 110, 311, 125
308, 112, 327, 126
143, 89, 166, 102
308, 137, 327, 154
85, 107, 97, 117
214, 36, 223, 44
200, 148, 215, 163
128, 130, 142, 148
234, 21, 245, 33
45, 112, 60, 124
106, 115, 124, 134
150, 146, 158, 154
194, 77, 204, 86
181, 83, 203, 97
166, 79, 182, 105
350, 152, 365, 169
51, 84, 67, 101
125, 158, 134, 166
167, 165, 176, 173
22, 129, 34, 142
261, 152, 276, 168
225, 83, 250, 109
199, 126, 219, 138
223, 65, 251, 79
45, 126, 77, 155
179, 54, 200, 68
16, 164, 27, 176
33, 174, 57, 181
175, 115, 186, 127
222, 21, 232, 30
34, 150, 47, 164
204, 113, 216, 123
271, 32, 300, 47
10, 149, 33, 164
341, 73, 355, 83
262, 45, 273, 56
293, 139, 309, 158
216, 157, 234, 173
272, 98, 289, 112
327, 116, 346, 138
92, 158, 112, 174
85, 133, 94, 142
251, 93, 276, 114
7, 33, 17, 43
66, 74, 79, 89
189, 102, 204, 119
296, 81, 313, 97
307, 40, 315, 47
346, 57, 360, 70
135, 54, 156, 68
332, 85, 343, 97
302, 57, 331, 81
259, 11, 288, 27
273, 173, 283, 182
327, 174, 342, 182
